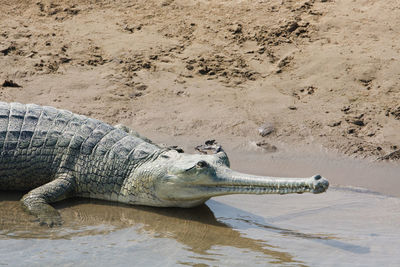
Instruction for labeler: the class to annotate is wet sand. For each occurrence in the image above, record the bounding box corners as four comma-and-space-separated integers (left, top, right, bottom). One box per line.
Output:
1, 148, 399, 266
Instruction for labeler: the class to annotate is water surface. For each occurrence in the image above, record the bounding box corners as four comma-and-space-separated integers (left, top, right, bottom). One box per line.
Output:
1, 146, 399, 266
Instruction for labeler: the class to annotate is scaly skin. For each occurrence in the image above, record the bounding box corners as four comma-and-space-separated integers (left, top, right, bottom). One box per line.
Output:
0, 102, 329, 226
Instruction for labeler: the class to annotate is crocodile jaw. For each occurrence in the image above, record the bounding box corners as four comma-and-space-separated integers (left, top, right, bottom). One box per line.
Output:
207, 171, 330, 195
157, 170, 329, 206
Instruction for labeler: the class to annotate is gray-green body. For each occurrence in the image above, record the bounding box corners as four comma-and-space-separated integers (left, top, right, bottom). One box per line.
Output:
0, 102, 159, 197
0, 102, 329, 226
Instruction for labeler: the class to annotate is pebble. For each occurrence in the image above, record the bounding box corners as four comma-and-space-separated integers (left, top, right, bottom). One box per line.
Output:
328, 121, 341, 127
256, 141, 278, 152
2, 80, 21, 87
258, 122, 275, 137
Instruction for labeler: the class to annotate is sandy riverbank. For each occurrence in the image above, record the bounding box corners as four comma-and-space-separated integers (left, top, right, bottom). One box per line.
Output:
1, 0, 399, 161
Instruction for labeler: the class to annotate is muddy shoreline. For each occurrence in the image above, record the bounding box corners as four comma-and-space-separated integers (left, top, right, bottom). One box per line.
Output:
1, 167, 399, 266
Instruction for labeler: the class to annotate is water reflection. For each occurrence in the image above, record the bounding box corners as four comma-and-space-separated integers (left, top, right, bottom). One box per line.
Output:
0, 192, 305, 265
1, 189, 398, 266
207, 199, 369, 254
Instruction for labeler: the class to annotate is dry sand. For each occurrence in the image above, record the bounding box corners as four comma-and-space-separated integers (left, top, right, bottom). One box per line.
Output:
1, 0, 400, 161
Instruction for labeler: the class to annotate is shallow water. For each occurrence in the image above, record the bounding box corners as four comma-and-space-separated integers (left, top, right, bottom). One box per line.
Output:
1, 146, 400, 266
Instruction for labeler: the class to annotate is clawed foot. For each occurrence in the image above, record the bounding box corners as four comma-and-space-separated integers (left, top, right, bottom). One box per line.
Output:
36, 213, 63, 227
195, 140, 223, 154
22, 197, 64, 227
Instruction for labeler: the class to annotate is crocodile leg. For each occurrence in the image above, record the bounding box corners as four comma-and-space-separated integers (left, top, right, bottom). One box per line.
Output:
21, 174, 76, 227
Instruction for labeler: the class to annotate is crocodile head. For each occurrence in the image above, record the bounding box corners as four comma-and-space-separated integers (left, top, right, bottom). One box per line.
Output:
127, 149, 329, 207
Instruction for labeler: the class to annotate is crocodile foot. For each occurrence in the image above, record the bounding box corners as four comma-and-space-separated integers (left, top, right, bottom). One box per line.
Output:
36, 211, 63, 227
22, 200, 63, 227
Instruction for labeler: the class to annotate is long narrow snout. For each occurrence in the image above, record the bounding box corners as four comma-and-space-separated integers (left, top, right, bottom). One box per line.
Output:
205, 169, 329, 196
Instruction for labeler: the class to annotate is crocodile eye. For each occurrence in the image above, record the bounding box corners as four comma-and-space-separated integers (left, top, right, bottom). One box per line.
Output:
196, 160, 208, 168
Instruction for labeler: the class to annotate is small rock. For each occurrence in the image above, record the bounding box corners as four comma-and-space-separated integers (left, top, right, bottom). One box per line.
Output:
230, 24, 242, 34
0, 45, 16, 56
258, 122, 275, 137
257, 47, 266, 54
286, 21, 299, 33
328, 121, 341, 127
161, 0, 174, 6
60, 57, 71, 63
389, 106, 400, 120
149, 55, 158, 60
195, 140, 223, 155
341, 106, 350, 113
26, 51, 37, 58
277, 55, 293, 70
256, 141, 278, 152
198, 66, 210, 75
136, 84, 147, 91
346, 117, 365, 126
355, 113, 364, 119
288, 105, 297, 110
129, 92, 142, 98
351, 120, 365, 126
142, 62, 151, 69
2, 80, 21, 87
359, 78, 372, 86
124, 24, 143, 33
176, 90, 185, 96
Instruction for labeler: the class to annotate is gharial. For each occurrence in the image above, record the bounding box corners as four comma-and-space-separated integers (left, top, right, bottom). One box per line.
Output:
0, 102, 329, 226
